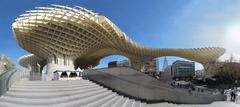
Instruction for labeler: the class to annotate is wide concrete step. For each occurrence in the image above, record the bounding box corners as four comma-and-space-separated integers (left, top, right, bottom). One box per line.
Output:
123, 99, 135, 107
53, 91, 114, 107
0, 101, 46, 107
0, 100, 141, 107
112, 97, 128, 107
82, 93, 117, 107
14, 80, 92, 85
12, 82, 94, 87
133, 101, 141, 107
100, 96, 123, 107
11, 83, 96, 89
0, 80, 147, 107
15, 81, 90, 85
10, 85, 100, 92
16, 80, 90, 84
6, 86, 104, 98
0, 89, 109, 105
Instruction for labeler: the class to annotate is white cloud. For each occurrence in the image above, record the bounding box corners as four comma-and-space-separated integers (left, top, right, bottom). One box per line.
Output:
173, 0, 240, 62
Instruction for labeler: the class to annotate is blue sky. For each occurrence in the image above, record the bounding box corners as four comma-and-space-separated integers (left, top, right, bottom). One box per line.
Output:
0, 0, 240, 71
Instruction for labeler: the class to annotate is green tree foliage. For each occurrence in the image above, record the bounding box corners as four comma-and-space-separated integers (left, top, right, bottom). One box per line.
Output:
216, 62, 240, 84
215, 54, 240, 85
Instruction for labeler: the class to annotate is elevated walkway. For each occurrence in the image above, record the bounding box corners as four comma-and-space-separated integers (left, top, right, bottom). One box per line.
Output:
85, 67, 226, 104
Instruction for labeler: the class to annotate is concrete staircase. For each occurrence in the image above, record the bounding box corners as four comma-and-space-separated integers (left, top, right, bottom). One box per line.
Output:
0, 80, 147, 107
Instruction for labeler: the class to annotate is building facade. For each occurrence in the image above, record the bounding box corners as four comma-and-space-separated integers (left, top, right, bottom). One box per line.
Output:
142, 58, 159, 76
117, 60, 131, 67
108, 59, 159, 77
171, 60, 195, 80
0, 55, 15, 74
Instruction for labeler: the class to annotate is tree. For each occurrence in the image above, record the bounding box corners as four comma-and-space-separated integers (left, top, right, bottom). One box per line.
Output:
214, 54, 240, 86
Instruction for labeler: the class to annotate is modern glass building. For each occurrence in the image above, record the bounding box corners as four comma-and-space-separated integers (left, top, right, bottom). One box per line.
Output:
171, 60, 195, 79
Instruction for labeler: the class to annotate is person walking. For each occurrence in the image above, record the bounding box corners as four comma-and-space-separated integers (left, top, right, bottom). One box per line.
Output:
233, 88, 237, 102
231, 90, 233, 101
230, 88, 237, 102
188, 88, 192, 94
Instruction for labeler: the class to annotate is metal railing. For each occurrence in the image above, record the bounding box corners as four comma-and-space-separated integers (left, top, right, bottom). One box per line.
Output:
0, 69, 20, 96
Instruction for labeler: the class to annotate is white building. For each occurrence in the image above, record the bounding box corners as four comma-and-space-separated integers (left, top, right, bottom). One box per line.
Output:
142, 58, 160, 76
117, 60, 131, 67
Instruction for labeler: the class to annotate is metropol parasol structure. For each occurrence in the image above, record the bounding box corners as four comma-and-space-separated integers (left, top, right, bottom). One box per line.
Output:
13, 4, 225, 80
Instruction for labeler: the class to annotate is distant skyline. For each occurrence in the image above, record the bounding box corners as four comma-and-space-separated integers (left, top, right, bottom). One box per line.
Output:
0, 0, 240, 71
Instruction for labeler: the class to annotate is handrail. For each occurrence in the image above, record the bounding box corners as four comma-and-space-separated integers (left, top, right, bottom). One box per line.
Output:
0, 68, 14, 77
6, 69, 18, 90
0, 69, 20, 96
